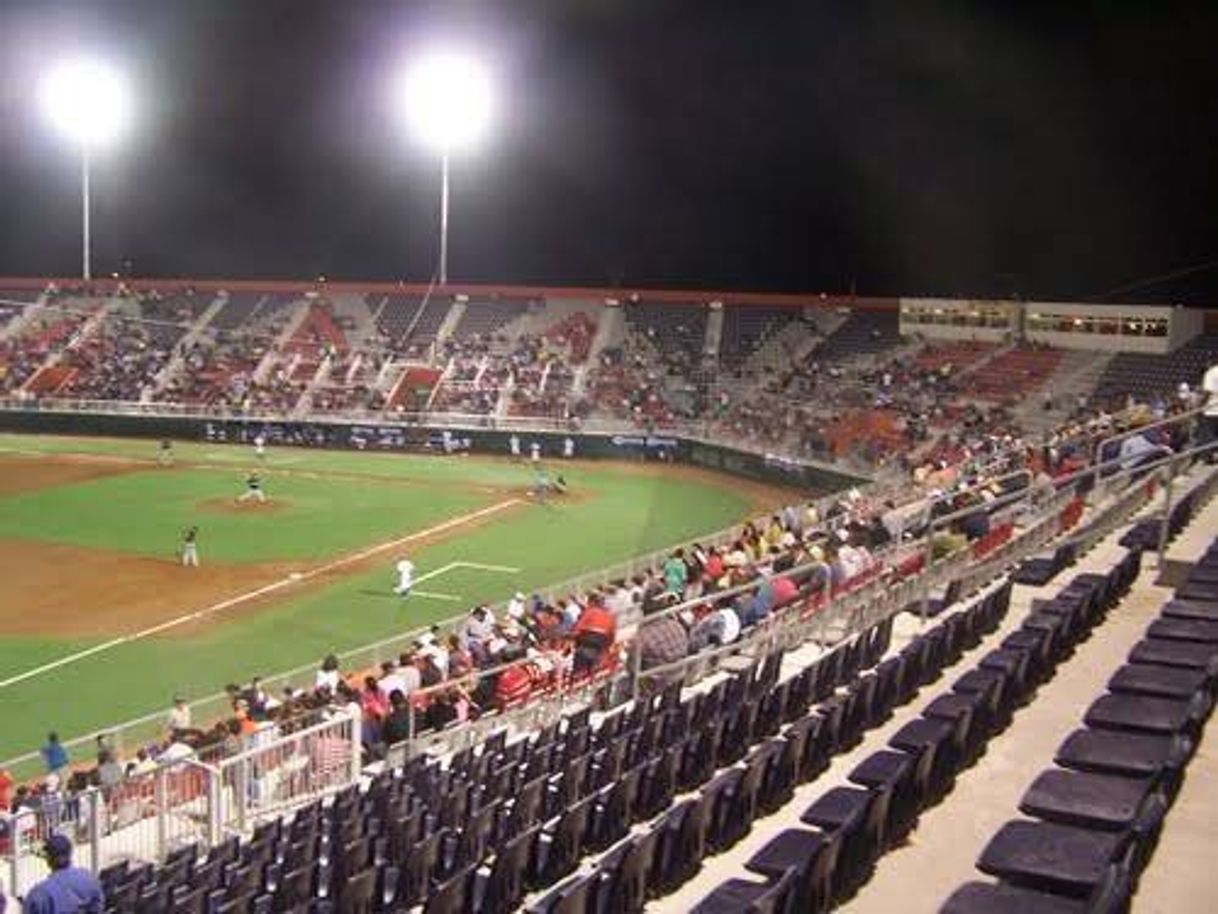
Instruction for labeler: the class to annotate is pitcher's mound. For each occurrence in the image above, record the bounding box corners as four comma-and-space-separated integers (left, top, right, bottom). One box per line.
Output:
197, 497, 291, 515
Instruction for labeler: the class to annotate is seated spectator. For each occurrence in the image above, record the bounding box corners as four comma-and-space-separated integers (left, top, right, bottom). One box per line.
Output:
315, 654, 341, 692
381, 690, 412, 746
688, 604, 742, 651
572, 598, 617, 674
638, 603, 689, 671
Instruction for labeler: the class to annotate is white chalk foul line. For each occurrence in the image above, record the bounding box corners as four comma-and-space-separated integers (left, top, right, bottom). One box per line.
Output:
410, 591, 463, 602
0, 498, 522, 691
453, 561, 522, 573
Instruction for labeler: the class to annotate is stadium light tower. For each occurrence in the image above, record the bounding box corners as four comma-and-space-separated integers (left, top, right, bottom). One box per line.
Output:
38, 57, 134, 281
393, 50, 495, 285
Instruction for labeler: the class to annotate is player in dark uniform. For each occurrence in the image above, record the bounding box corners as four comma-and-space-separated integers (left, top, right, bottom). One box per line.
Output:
158, 439, 174, 467
237, 472, 267, 503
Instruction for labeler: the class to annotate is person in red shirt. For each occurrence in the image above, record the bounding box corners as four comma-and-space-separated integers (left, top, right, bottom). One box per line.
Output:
771, 574, 799, 609
0, 767, 13, 812
572, 601, 616, 674
495, 662, 536, 709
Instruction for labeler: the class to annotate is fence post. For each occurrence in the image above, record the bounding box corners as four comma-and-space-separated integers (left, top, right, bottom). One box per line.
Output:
207, 767, 221, 848
919, 524, 936, 625
154, 768, 168, 862
6, 812, 21, 897
348, 712, 362, 787
1155, 460, 1176, 567
235, 756, 248, 835
88, 789, 102, 876
629, 635, 644, 703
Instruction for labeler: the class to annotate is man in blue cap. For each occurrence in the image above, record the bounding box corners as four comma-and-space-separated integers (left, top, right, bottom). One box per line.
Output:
23, 834, 103, 913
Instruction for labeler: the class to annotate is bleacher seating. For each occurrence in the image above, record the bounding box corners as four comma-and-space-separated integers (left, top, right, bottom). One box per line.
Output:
719, 306, 797, 370
451, 298, 528, 341
808, 310, 902, 364
942, 537, 1218, 913
1092, 332, 1218, 405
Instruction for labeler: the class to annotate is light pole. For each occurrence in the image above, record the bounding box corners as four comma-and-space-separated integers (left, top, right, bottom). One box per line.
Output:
38, 58, 134, 281
394, 51, 495, 286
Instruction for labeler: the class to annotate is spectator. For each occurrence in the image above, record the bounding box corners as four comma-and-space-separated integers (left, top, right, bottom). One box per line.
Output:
663, 549, 688, 596
40, 733, 68, 777
315, 655, 341, 692
381, 690, 412, 746
22, 834, 103, 914
571, 599, 616, 674
638, 605, 689, 671
1202, 360, 1218, 460
167, 696, 191, 736
0, 768, 13, 812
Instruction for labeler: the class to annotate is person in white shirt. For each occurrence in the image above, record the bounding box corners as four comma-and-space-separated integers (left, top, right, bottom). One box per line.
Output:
315, 655, 341, 692
378, 662, 407, 698
167, 696, 191, 735
507, 592, 526, 620
1200, 363, 1218, 446
509, 434, 521, 461
394, 558, 414, 598
530, 441, 542, 463
563, 437, 575, 458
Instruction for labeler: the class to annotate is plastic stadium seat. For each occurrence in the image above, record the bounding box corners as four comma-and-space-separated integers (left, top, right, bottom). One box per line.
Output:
691, 867, 799, 914
1161, 599, 1218, 622
1129, 637, 1218, 670
1147, 618, 1218, 643
976, 820, 1130, 899
1108, 663, 1213, 701
940, 866, 1130, 914
1083, 692, 1210, 738
889, 717, 961, 802
847, 750, 921, 844
801, 786, 891, 901
746, 829, 840, 914
653, 795, 712, 892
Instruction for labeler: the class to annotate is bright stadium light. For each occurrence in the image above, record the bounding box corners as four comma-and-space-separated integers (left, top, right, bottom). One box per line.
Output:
393, 50, 496, 285
38, 57, 135, 280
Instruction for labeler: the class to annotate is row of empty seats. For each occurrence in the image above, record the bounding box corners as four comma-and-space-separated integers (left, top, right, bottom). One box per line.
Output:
944, 536, 1218, 912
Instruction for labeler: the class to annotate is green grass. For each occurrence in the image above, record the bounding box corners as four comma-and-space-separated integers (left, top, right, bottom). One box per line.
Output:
0, 433, 788, 768
0, 465, 490, 563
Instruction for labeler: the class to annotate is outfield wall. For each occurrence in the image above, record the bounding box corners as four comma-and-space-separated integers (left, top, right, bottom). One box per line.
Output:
0, 407, 868, 496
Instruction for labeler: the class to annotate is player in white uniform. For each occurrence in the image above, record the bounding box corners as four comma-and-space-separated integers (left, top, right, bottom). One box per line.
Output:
394, 558, 415, 598
563, 437, 575, 459
254, 434, 267, 461
509, 434, 521, 461
530, 442, 541, 464
181, 526, 199, 567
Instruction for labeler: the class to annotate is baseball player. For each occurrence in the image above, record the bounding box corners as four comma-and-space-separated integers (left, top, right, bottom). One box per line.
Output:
238, 471, 267, 503
253, 433, 267, 462
158, 438, 175, 467
530, 441, 541, 464
509, 434, 521, 462
394, 558, 415, 598
181, 526, 199, 567
563, 437, 575, 459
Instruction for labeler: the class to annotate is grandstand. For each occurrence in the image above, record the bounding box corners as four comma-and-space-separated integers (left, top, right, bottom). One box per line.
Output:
0, 277, 1215, 914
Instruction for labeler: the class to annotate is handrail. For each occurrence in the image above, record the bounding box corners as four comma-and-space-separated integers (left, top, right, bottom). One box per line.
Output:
1091, 404, 1205, 464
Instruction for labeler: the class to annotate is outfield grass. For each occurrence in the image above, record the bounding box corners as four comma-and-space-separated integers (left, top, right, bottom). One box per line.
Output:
0, 434, 780, 768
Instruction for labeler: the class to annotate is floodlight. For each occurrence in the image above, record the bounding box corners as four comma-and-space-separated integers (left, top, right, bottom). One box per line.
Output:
39, 58, 134, 150
391, 49, 496, 285
395, 51, 494, 154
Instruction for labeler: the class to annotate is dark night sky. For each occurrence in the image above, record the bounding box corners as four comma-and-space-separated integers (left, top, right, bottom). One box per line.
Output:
0, 0, 1215, 301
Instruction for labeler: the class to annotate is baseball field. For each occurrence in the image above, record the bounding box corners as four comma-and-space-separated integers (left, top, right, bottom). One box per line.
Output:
0, 432, 801, 775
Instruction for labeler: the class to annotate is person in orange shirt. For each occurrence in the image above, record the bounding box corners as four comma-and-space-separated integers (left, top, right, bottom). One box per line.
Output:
572, 601, 617, 674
